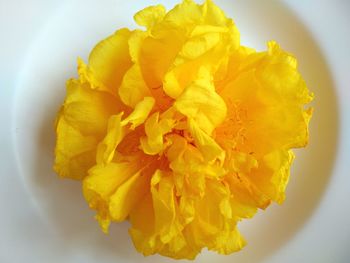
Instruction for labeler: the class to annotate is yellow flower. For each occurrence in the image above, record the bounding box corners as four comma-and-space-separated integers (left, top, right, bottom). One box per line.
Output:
54, 0, 313, 260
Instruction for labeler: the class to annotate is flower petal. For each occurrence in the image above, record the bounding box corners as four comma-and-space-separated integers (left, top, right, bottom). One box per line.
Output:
249, 150, 295, 203
134, 5, 166, 30
96, 113, 124, 164
139, 28, 186, 88
87, 28, 133, 95
109, 169, 151, 221
187, 118, 225, 163
82, 161, 139, 232
119, 64, 151, 108
128, 30, 147, 63
218, 43, 313, 156
54, 116, 97, 180
54, 79, 120, 179
121, 96, 155, 129
140, 112, 175, 155
129, 193, 158, 255
151, 170, 180, 243
63, 79, 120, 137
174, 68, 227, 134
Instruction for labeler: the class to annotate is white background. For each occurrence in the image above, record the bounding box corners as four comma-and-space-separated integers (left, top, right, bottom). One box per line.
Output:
1, 1, 349, 262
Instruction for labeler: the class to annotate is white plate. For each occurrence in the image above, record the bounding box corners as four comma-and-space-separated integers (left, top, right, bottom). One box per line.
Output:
1, 0, 350, 262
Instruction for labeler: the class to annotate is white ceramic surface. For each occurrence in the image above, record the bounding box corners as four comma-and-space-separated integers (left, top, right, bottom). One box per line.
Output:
1, 0, 349, 262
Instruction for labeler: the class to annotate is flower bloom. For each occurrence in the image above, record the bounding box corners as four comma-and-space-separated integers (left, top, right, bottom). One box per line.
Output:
54, 0, 313, 259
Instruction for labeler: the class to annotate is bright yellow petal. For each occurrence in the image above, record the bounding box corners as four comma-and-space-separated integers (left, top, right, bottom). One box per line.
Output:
134, 5, 166, 30
210, 227, 246, 255
163, 0, 202, 28
139, 28, 186, 88
202, 0, 232, 27
129, 193, 158, 255
54, 116, 97, 180
63, 79, 120, 137
54, 0, 314, 260
109, 170, 151, 221
140, 112, 175, 155
119, 64, 151, 108
128, 30, 147, 63
249, 150, 295, 203
82, 161, 139, 232
225, 172, 271, 210
121, 96, 155, 129
218, 43, 313, 156
87, 28, 133, 95
163, 24, 238, 99
151, 170, 179, 243
224, 151, 258, 174
96, 113, 124, 164
54, 79, 119, 179
187, 118, 225, 163
174, 68, 227, 134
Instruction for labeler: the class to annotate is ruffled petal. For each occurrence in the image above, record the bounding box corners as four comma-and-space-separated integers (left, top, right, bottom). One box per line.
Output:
184, 179, 246, 254
129, 193, 158, 255
174, 68, 227, 134
96, 114, 124, 164
188, 118, 225, 163
150, 170, 179, 243
218, 42, 313, 156
129, 170, 199, 260
128, 30, 147, 63
54, 79, 119, 179
82, 161, 139, 232
139, 27, 186, 88
134, 5, 166, 30
140, 112, 175, 155
121, 96, 155, 129
119, 64, 151, 108
163, 0, 202, 28
63, 79, 119, 137
109, 169, 151, 221
55, 0, 313, 260
87, 28, 133, 95
54, 116, 97, 180
249, 150, 295, 203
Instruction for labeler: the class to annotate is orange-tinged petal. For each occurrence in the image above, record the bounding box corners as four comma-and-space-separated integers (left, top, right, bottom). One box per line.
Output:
218, 43, 313, 156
